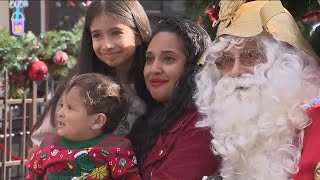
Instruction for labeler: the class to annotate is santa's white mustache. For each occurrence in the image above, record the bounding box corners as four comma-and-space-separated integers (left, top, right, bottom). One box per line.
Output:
215, 74, 265, 98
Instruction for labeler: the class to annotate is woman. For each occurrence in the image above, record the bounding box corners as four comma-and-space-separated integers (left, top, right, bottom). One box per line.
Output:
129, 17, 220, 179
30, 0, 151, 146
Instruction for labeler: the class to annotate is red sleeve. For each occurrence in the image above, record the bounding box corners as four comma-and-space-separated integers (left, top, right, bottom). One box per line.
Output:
107, 145, 141, 179
25, 148, 44, 180
25, 136, 59, 180
150, 126, 220, 180
26, 169, 43, 180
292, 106, 320, 180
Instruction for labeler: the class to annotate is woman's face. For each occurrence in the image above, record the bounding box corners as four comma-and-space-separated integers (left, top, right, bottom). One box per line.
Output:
144, 32, 186, 103
90, 15, 140, 72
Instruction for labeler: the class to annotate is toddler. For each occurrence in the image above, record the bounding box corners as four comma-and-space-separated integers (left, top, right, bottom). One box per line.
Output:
26, 73, 140, 180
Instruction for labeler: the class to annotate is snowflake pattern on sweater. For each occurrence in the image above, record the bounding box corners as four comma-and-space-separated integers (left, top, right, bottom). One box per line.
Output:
26, 134, 140, 180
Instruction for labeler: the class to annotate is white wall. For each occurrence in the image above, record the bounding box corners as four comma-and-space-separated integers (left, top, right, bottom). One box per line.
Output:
0, 1, 9, 31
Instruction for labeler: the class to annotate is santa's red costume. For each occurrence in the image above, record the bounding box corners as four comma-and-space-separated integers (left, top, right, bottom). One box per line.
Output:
293, 98, 320, 180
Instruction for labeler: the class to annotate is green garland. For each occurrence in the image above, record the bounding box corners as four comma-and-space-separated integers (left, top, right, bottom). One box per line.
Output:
0, 18, 84, 98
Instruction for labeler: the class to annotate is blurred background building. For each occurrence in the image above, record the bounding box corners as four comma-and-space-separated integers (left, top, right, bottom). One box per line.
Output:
1, 0, 319, 39
0, 0, 192, 35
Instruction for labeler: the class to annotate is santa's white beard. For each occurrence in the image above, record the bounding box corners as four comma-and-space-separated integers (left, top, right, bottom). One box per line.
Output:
204, 74, 303, 180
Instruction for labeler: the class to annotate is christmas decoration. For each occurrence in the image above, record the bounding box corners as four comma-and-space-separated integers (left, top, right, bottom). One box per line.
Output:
11, 71, 26, 87
0, 17, 83, 98
186, 0, 320, 40
299, 10, 320, 38
196, 5, 218, 39
27, 59, 48, 81
48, 1, 87, 31
53, 50, 68, 65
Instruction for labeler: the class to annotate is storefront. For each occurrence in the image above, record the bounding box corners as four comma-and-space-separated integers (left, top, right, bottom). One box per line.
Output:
0, 0, 193, 36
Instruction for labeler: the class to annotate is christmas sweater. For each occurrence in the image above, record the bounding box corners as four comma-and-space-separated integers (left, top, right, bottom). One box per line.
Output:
26, 134, 140, 180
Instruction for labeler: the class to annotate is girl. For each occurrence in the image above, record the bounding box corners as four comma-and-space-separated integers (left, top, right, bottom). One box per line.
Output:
26, 73, 140, 179
129, 17, 220, 179
30, 0, 151, 146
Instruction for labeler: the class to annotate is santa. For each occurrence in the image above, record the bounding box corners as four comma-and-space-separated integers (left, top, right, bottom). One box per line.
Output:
195, 0, 320, 180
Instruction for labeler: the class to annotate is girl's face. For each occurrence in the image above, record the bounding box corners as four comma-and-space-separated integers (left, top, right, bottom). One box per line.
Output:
90, 15, 140, 73
144, 32, 186, 103
56, 87, 99, 141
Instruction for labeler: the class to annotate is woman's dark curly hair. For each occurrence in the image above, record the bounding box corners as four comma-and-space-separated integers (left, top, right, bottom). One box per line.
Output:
129, 17, 212, 169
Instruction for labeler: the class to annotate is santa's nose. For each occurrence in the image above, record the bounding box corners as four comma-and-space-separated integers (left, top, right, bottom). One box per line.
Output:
230, 59, 253, 77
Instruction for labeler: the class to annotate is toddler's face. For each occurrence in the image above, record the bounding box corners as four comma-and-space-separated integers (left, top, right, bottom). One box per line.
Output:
56, 87, 97, 141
